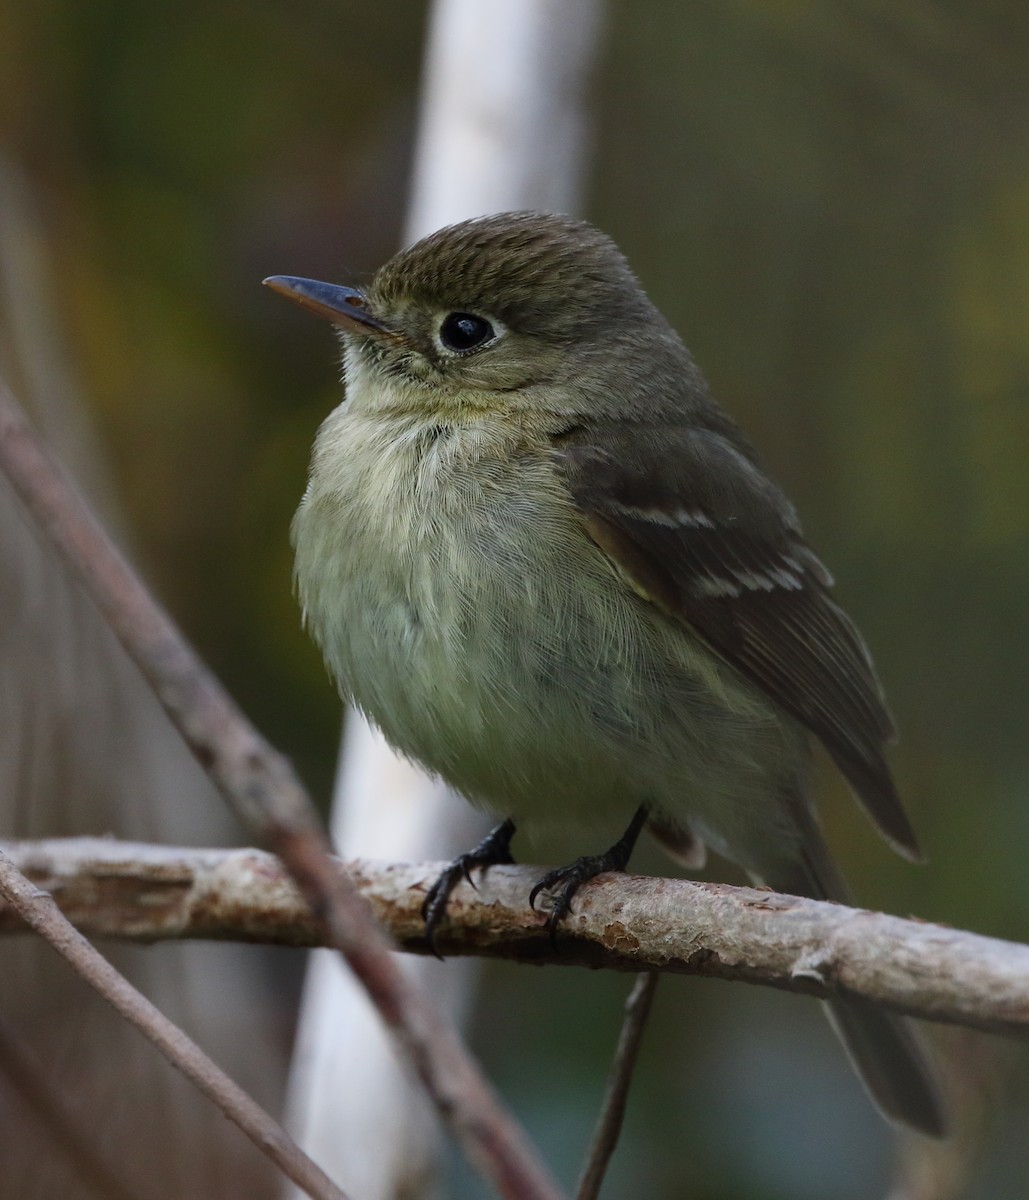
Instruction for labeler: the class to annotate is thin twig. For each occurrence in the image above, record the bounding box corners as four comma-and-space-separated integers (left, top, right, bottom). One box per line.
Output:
0, 378, 564, 1200
2, 839, 1027, 1038
576, 973, 659, 1200
0, 1011, 149, 1200
0, 850, 348, 1200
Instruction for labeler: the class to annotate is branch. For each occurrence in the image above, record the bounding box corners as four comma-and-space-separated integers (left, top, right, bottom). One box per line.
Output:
2, 838, 1027, 1038
0, 849, 348, 1200
0, 378, 564, 1200
576, 973, 659, 1200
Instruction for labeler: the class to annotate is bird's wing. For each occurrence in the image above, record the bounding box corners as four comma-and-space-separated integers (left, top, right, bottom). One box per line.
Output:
554, 422, 920, 861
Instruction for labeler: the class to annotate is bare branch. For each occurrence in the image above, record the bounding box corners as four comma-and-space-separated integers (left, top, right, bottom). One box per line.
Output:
0, 849, 348, 1200
0, 379, 564, 1200
2, 838, 1028, 1038
576, 973, 659, 1200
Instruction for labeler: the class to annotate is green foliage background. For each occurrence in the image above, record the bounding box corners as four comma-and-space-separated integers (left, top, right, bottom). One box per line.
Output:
2, 2, 1028, 1197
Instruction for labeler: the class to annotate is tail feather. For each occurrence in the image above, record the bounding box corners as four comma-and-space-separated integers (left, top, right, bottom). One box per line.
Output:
824, 995, 946, 1137
767, 827, 947, 1138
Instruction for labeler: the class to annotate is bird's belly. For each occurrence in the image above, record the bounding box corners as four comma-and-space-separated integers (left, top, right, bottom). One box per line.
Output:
293, 419, 797, 841
303, 505, 647, 825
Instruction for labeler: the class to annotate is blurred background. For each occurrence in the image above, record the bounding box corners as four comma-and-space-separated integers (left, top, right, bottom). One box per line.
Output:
1, 2, 1029, 1198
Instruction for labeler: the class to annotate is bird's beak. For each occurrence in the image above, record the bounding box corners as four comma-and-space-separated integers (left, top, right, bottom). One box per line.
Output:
262, 275, 393, 338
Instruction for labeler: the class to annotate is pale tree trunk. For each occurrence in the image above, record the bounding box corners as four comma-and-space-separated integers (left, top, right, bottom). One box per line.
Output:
282, 3, 605, 1197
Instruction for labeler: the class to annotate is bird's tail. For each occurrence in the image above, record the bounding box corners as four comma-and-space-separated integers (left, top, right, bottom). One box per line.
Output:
767, 829, 947, 1139
820, 992, 946, 1137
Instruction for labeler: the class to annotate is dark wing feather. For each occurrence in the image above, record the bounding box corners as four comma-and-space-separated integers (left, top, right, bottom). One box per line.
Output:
556, 423, 921, 862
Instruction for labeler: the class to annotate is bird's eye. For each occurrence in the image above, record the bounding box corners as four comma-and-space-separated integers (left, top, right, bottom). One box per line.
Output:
438, 312, 495, 353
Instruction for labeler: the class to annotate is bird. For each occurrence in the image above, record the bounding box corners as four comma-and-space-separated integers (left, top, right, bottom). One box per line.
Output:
264, 210, 946, 1137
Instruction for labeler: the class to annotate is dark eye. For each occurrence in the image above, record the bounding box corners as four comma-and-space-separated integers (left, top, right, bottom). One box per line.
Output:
439, 312, 494, 352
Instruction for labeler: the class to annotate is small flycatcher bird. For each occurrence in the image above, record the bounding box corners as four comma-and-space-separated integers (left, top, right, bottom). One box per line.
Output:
265, 211, 945, 1137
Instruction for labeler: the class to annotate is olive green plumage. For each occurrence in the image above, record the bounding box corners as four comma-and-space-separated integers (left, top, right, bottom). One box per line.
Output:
274, 211, 945, 1137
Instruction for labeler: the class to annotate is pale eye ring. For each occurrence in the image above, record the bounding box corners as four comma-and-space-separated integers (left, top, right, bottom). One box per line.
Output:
438, 311, 495, 353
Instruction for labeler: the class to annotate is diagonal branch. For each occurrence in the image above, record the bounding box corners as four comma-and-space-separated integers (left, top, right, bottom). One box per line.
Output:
0, 378, 564, 1200
0, 849, 349, 1200
2, 837, 1028, 1038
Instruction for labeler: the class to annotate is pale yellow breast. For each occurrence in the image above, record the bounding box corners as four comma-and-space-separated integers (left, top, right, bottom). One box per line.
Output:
292, 401, 598, 778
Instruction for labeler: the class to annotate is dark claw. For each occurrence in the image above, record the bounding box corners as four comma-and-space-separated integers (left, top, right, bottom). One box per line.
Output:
421, 819, 516, 956
528, 806, 649, 944
529, 855, 616, 944
421, 863, 468, 959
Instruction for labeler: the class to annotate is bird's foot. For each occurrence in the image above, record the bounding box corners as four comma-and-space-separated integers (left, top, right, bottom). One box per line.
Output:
421, 818, 516, 956
528, 853, 621, 938
528, 805, 648, 942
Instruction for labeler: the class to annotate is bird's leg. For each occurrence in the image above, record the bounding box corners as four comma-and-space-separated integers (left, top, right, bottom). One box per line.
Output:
529, 805, 648, 940
421, 818, 517, 955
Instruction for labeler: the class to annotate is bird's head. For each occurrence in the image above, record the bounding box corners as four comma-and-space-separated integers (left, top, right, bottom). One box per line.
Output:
264, 211, 689, 420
